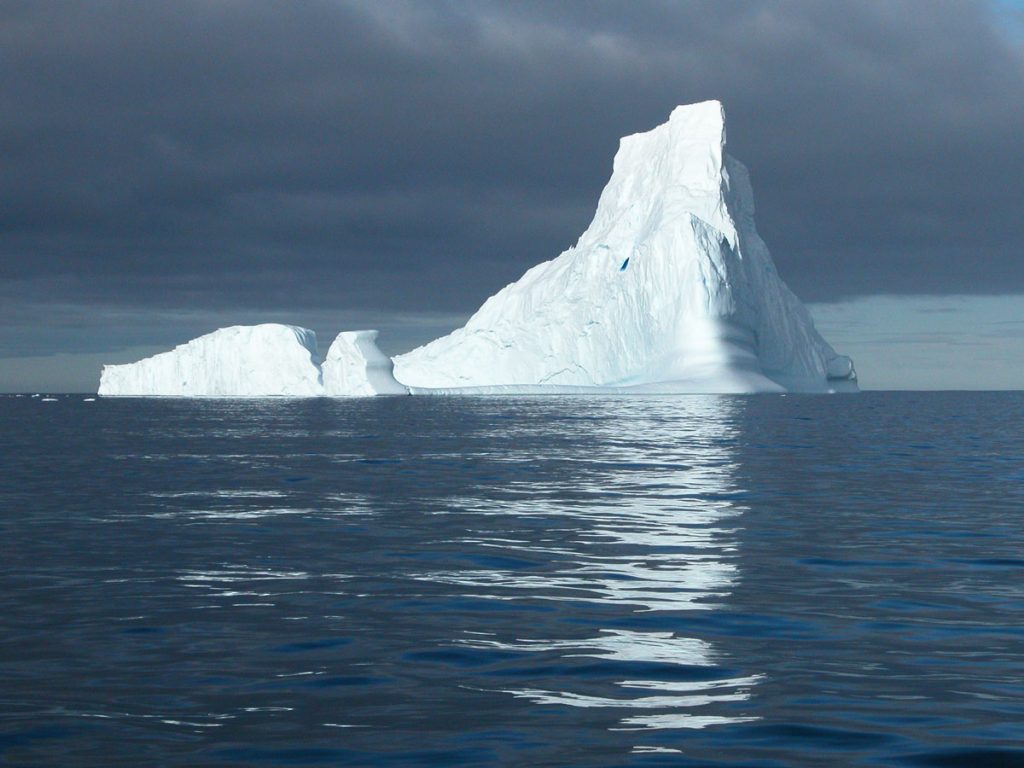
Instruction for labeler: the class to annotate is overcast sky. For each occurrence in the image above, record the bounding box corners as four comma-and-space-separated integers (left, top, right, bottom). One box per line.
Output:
2, 0, 1022, 391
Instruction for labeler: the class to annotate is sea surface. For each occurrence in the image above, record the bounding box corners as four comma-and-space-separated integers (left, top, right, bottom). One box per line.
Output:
1, 392, 1023, 767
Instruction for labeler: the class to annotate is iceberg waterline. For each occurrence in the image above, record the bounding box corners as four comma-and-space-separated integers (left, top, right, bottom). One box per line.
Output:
99, 101, 856, 397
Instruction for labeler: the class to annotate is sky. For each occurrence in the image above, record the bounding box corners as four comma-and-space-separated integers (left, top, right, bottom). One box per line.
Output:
1, 0, 1022, 392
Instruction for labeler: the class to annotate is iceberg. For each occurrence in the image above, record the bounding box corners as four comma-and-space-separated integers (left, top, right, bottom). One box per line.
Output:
97, 101, 856, 398
98, 324, 323, 397
394, 101, 856, 393
97, 325, 408, 398
323, 330, 408, 397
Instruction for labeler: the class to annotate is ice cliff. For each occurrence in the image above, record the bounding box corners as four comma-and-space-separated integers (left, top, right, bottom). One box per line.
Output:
98, 325, 323, 397
98, 325, 405, 397
394, 101, 856, 393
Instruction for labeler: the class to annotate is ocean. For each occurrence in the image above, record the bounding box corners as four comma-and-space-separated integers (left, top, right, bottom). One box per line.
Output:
1, 392, 1022, 766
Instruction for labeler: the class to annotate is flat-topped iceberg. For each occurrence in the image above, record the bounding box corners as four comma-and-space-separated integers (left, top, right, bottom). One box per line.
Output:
99, 324, 323, 397
394, 101, 856, 393
99, 324, 407, 397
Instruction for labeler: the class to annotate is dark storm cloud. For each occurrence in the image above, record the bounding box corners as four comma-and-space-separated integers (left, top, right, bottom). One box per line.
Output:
2, 0, 1023, 336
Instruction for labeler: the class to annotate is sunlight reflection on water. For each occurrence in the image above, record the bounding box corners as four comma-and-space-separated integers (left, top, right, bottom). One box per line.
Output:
424, 396, 761, 739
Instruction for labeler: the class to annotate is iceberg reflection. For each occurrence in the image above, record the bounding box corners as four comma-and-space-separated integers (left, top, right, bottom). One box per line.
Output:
423, 395, 760, 738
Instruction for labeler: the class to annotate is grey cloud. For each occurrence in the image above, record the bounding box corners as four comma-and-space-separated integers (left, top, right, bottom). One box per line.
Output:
2, 0, 1023, 348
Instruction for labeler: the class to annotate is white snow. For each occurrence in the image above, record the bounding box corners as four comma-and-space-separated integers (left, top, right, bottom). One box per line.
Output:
322, 330, 408, 397
394, 101, 856, 393
98, 324, 323, 397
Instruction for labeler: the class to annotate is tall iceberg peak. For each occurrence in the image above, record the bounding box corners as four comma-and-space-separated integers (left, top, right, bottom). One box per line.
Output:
394, 100, 856, 393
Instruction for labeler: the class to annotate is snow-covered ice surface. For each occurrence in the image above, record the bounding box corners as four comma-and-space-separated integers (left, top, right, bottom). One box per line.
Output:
395, 101, 856, 393
323, 330, 408, 397
98, 324, 323, 397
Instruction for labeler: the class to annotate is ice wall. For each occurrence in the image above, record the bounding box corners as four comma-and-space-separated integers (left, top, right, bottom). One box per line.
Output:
98, 324, 323, 397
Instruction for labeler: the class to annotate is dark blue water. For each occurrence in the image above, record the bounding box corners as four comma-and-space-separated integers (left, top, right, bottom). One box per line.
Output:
2, 393, 1023, 767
